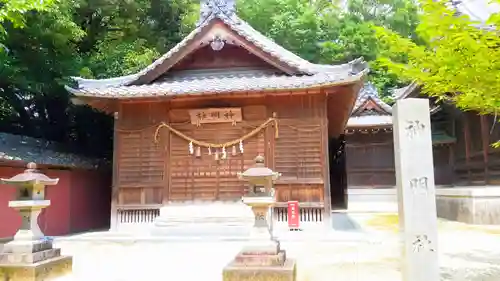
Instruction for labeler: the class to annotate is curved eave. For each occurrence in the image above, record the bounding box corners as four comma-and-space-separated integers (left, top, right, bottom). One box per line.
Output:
70, 73, 140, 90
1, 178, 59, 186
65, 69, 368, 99
69, 95, 87, 105
67, 57, 366, 93
394, 82, 419, 100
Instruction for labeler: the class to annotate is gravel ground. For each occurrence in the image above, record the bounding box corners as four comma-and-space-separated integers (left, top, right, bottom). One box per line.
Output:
46, 214, 500, 281
2, 213, 500, 281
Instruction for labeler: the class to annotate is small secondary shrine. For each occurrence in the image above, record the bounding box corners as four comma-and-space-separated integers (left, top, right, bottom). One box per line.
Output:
342, 83, 456, 189
66, 0, 367, 230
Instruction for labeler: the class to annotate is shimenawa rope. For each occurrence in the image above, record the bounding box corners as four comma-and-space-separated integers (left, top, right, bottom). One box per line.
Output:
153, 117, 279, 148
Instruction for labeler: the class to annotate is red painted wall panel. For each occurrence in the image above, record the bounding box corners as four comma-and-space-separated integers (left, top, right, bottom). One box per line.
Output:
69, 170, 111, 233
38, 170, 72, 236
0, 167, 24, 237
0, 165, 111, 238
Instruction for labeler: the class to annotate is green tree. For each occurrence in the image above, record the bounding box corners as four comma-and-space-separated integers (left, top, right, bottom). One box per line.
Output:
0, 0, 55, 35
0, 0, 113, 157
0, 0, 195, 158
374, 0, 500, 113
75, 0, 195, 78
238, 0, 332, 62
0, 0, 424, 159
337, 0, 420, 96
237, 0, 420, 97
0, 0, 57, 52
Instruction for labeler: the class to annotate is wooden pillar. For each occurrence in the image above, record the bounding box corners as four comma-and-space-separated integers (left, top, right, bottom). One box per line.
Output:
448, 144, 455, 185
322, 93, 332, 225
162, 118, 171, 204
450, 116, 456, 185
463, 114, 471, 184
480, 115, 490, 184
265, 112, 277, 170
110, 111, 120, 231
266, 112, 277, 224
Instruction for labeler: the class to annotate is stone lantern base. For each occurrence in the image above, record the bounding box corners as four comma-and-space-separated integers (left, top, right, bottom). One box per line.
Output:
223, 196, 296, 281
222, 241, 296, 281
0, 239, 72, 281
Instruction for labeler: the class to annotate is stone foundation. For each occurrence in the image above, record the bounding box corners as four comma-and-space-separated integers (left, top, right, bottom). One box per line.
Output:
0, 239, 72, 281
223, 240, 296, 281
223, 259, 296, 281
436, 187, 500, 225
347, 186, 500, 225
0, 255, 72, 281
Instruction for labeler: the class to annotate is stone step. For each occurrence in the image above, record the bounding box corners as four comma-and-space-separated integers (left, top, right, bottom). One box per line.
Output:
2, 239, 52, 253
233, 250, 286, 266
152, 202, 255, 238
0, 248, 61, 264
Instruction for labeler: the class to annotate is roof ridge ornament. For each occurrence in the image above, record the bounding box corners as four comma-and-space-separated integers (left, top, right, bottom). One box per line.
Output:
198, 0, 236, 26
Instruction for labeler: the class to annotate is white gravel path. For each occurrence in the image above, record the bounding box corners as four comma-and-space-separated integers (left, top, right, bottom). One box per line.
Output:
7, 213, 500, 281
49, 227, 500, 281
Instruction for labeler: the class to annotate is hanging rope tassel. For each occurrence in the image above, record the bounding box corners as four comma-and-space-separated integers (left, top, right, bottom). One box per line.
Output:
272, 112, 279, 139
274, 118, 279, 139
221, 147, 227, 159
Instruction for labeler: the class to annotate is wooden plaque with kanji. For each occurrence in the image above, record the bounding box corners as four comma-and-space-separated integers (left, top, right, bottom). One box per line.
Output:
189, 108, 242, 125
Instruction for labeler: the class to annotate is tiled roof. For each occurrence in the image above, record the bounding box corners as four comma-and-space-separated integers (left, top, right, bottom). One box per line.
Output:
393, 82, 419, 100
352, 83, 392, 115
393, 83, 442, 115
347, 83, 392, 127
66, 67, 367, 98
0, 133, 107, 169
66, 1, 367, 98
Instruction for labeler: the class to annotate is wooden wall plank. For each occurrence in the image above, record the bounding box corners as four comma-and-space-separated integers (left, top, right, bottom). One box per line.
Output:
115, 94, 329, 206
116, 103, 165, 205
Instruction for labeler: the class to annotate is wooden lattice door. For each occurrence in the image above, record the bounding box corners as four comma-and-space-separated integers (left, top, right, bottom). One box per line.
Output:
168, 122, 266, 202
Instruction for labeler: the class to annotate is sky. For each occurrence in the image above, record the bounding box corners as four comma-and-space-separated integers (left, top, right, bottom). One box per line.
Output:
455, 0, 500, 21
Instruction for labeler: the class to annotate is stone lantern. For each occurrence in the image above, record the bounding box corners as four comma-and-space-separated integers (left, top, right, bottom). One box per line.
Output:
223, 155, 296, 281
237, 155, 279, 240
0, 162, 72, 281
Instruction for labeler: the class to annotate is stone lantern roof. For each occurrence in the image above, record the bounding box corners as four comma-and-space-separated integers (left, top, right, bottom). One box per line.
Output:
1, 162, 59, 186
238, 155, 280, 180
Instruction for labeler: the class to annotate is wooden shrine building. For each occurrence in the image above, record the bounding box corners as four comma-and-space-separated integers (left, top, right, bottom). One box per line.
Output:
344, 83, 500, 224
342, 83, 456, 191
66, 0, 368, 229
393, 83, 500, 186
345, 83, 395, 189
343, 81, 500, 190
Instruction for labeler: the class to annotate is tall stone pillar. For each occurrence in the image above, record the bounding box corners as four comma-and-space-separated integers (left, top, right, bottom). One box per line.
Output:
392, 98, 439, 281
